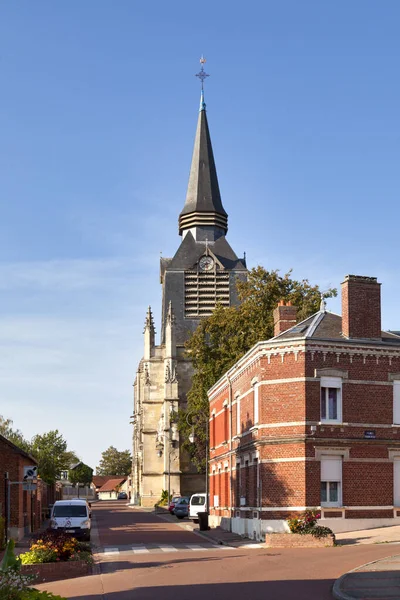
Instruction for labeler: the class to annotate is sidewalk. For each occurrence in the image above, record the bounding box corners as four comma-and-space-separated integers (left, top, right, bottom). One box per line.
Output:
154, 509, 263, 548
336, 524, 400, 546
333, 554, 400, 600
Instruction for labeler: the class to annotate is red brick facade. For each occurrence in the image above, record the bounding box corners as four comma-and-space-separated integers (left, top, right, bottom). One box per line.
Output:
208, 275, 400, 536
0, 435, 58, 540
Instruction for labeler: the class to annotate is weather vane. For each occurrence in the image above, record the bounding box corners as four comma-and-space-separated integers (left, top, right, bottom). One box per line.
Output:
195, 55, 210, 90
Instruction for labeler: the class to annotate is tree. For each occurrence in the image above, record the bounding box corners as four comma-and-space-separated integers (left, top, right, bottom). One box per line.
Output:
69, 462, 93, 487
96, 447, 132, 476
0, 416, 31, 453
30, 430, 79, 485
180, 267, 337, 471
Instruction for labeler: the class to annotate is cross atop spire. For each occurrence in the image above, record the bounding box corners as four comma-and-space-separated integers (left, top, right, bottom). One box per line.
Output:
196, 56, 209, 112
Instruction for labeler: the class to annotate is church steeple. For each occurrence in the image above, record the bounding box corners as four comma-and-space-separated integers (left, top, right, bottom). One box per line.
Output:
178, 59, 228, 238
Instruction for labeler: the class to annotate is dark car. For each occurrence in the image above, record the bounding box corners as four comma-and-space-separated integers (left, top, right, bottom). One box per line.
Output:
168, 495, 182, 513
174, 497, 189, 519
117, 491, 128, 500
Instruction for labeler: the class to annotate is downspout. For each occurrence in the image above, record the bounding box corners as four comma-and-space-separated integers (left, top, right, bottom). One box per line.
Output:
227, 373, 233, 531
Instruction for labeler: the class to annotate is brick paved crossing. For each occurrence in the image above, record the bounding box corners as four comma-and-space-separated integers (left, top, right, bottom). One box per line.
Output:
100, 543, 234, 555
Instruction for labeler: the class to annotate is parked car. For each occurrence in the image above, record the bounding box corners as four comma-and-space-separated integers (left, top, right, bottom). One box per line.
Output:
168, 495, 182, 513
174, 497, 189, 519
117, 491, 128, 500
189, 493, 207, 523
50, 499, 91, 540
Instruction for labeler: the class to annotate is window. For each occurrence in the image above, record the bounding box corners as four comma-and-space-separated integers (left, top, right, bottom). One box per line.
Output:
211, 414, 216, 448
320, 377, 342, 423
320, 456, 342, 507
236, 397, 241, 434
53, 505, 87, 518
253, 385, 259, 424
394, 382, 400, 425
224, 404, 229, 441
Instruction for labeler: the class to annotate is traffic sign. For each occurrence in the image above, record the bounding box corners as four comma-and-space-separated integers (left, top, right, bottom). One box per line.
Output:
23, 483, 37, 491
23, 466, 38, 481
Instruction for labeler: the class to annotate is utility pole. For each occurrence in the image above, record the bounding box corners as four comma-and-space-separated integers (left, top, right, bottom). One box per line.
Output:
4, 472, 9, 545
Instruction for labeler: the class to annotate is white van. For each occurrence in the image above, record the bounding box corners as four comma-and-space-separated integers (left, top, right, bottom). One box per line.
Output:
189, 493, 207, 522
50, 499, 91, 540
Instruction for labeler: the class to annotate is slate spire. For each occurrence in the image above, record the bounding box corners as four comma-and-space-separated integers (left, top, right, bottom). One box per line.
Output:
178, 88, 228, 237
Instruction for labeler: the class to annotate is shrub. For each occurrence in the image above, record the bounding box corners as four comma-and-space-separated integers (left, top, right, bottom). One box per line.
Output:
20, 534, 79, 564
286, 510, 333, 539
20, 590, 67, 599
0, 517, 5, 550
0, 569, 33, 600
68, 550, 93, 564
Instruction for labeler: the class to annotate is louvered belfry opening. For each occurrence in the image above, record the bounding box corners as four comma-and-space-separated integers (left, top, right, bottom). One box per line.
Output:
184, 268, 230, 318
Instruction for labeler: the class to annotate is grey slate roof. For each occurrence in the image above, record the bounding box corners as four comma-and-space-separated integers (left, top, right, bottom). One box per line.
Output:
272, 310, 400, 346
179, 99, 228, 234
165, 231, 247, 272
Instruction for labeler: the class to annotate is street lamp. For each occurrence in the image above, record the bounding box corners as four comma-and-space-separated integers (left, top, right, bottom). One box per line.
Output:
186, 411, 209, 512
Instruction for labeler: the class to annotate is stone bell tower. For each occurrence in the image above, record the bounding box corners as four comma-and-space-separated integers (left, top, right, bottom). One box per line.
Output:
132, 59, 247, 506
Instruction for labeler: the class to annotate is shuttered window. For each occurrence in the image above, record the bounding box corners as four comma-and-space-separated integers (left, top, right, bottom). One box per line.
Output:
394, 382, 400, 425
320, 456, 342, 507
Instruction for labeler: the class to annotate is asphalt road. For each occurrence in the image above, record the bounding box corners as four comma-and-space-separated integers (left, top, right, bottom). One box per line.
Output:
38, 502, 400, 600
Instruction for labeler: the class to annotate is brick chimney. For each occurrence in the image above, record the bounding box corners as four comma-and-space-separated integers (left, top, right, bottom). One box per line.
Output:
341, 275, 382, 339
273, 301, 297, 336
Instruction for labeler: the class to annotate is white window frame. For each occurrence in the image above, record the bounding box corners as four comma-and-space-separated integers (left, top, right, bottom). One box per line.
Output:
253, 384, 259, 425
394, 382, 400, 425
236, 397, 241, 434
320, 455, 342, 508
320, 376, 342, 424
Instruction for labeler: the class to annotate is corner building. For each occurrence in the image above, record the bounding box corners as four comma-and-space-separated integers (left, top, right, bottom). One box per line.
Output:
132, 91, 247, 507
208, 275, 400, 537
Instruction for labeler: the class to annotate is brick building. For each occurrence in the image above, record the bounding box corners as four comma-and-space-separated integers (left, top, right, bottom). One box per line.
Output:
208, 275, 400, 538
0, 434, 38, 540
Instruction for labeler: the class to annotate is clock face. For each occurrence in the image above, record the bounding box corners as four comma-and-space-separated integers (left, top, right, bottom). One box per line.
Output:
199, 255, 214, 271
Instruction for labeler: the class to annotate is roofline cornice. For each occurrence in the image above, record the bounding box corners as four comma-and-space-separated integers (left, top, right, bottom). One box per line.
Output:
208, 337, 400, 400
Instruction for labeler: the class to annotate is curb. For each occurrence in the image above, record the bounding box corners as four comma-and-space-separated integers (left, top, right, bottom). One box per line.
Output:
332, 553, 400, 600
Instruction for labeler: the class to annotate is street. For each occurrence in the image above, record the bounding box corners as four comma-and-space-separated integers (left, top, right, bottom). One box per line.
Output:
38, 502, 399, 599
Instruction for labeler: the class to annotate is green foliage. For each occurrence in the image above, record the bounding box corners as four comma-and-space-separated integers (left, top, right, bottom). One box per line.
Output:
68, 550, 93, 564
68, 463, 93, 487
0, 540, 21, 572
20, 548, 57, 565
19, 532, 86, 564
0, 570, 34, 600
0, 416, 31, 453
30, 430, 78, 485
155, 490, 170, 507
286, 510, 334, 539
96, 446, 132, 476
181, 267, 337, 470
0, 517, 6, 550
20, 591, 67, 600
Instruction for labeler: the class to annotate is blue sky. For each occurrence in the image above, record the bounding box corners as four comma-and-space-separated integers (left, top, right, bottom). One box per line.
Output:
1, 1, 399, 469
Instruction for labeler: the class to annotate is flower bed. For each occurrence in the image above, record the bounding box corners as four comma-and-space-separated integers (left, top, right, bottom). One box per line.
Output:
0, 539, 68, 599
265, 509, 336, 547
21, 560, 92, 584
265, 532, 335, 548
18, 532, 93, 584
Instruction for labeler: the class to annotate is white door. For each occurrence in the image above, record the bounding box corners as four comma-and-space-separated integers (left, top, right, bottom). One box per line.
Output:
394, 460, 400, 506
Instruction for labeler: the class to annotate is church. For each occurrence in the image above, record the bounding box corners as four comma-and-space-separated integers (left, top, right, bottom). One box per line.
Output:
131, 64, 247, 507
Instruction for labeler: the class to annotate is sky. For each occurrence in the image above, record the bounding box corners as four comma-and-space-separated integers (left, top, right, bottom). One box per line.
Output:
1, 1, 399, 469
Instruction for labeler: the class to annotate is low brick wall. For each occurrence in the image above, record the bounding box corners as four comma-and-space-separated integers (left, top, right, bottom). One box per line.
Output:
265, 533, 335, 548
21, 560, 92, 583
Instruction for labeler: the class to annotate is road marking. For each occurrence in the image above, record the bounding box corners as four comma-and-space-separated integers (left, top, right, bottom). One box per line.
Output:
186, 544, 208, 551
103, 547, 119, 554
132, 546, 150, 554
159, 545, 178, 552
